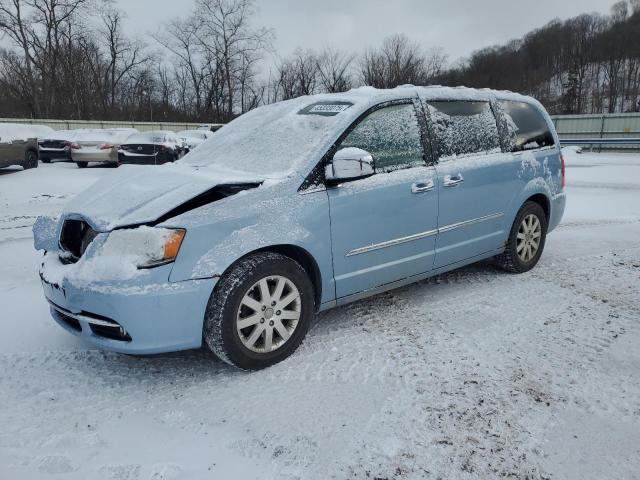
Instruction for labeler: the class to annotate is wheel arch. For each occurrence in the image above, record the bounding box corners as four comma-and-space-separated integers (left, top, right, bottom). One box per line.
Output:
251, 244, 322, 310
524, 192, 550, 222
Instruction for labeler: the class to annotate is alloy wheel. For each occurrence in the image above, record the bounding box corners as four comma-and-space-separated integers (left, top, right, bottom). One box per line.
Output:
516, 213, 542, 263
236, 275, 301, 353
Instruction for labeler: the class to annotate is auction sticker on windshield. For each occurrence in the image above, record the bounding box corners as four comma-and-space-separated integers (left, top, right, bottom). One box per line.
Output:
298, 101, 353, 116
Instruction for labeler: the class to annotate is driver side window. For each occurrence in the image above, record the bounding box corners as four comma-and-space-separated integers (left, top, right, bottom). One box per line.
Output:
339, 103, 424, 173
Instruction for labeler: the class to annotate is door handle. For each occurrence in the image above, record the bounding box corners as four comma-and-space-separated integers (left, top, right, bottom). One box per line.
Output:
411, 180, 434, 193
443, 173, 464, 187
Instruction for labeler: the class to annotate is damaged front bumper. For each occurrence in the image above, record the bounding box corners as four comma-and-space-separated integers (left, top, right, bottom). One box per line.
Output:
38, 246, 216, 355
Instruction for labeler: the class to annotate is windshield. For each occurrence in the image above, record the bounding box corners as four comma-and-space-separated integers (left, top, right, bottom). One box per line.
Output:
181, 98, 353, 176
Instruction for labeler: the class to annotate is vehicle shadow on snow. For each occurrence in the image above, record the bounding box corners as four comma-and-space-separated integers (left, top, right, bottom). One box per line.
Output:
0, 166, 25, 176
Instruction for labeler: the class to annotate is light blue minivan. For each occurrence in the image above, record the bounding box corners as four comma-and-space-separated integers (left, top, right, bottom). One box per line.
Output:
34, 86, 566, 369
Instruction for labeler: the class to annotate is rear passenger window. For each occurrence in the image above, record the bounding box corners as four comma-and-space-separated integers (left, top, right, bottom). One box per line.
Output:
427, 101, 500, 159
498, 100, 555, 152
339, 103, 424, 172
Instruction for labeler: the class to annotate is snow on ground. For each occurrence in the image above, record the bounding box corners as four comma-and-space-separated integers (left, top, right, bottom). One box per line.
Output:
1, 151, 639, 479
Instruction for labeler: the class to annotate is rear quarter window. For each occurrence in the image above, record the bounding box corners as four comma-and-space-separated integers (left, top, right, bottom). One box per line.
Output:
497, 100, 555, 152
427, 101, 501, 160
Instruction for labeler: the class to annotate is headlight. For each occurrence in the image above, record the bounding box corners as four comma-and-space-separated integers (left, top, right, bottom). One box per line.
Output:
101, 226, 186, 268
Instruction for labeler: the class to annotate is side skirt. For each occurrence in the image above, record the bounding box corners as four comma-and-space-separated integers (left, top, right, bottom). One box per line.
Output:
317, 247, 504, 311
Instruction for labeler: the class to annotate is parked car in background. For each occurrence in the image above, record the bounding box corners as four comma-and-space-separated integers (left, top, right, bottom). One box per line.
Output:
38, 129, 78, 163
118, 131, 183, 164
177, 129, 213, 152
71, 128, 137, 168
197, 123, 223, 132
33, 86, 565, 370
0, 123, 51, 169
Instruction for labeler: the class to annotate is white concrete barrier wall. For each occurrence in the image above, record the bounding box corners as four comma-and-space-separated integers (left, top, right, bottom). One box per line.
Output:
0, 118, 224, 132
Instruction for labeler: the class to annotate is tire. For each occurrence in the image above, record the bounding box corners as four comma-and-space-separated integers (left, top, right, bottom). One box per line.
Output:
76, 161, 88, 168
41, 157, 52, 164
203, 252, 315, 370
495, 201, 547, 273
23, 150, 38, 169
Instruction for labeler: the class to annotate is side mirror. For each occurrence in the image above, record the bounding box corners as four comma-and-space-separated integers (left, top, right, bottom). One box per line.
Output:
325, 148, 375, 183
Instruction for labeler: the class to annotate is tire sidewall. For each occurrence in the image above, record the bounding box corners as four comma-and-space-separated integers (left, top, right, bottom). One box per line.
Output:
205, 254, 314, 370
24, 150, 38, 169
508, 202, 548, 272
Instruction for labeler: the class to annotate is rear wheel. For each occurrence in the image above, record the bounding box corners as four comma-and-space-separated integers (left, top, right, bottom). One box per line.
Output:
495, 201, 547, 273
23, 150, 38, 169
203, 252, 314, 370
76, 161, 88, 168
41, 157, 52, 164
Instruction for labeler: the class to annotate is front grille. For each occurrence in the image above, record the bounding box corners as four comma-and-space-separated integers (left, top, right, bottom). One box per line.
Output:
89, 323, 132, 342
49, 301, 132, 342
51, 307, 82, 331
59, 219, 97, 262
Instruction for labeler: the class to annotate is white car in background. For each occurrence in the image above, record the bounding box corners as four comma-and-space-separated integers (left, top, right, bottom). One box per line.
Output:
71, 128, 138, 168
177, 129, 214, 152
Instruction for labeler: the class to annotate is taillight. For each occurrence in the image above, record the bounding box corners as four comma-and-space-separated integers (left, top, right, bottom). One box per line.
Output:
560, 153, 566, 189
65, 141, 80, 150
99, 143, 114, 150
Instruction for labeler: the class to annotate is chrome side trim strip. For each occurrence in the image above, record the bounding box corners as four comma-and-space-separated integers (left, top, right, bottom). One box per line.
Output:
345, 228, 438, 257
336, 250, 435, 281
437, 212, 504, 234
345, 212, 504, 257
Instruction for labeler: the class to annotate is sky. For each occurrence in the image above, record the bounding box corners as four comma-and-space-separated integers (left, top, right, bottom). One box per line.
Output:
120, 0, 619, 70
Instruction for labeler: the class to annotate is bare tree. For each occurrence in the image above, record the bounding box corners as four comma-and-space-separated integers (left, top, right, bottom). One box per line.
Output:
0, 0, 39, 114
272, 49, 318, 100
360, 34, 440, 88
195, 0, 271, 120
316, 47, 354, 93
99, 6, 149, 113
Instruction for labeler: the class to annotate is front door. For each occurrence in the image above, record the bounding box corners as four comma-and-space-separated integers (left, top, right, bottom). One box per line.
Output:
328, 101, 439, 299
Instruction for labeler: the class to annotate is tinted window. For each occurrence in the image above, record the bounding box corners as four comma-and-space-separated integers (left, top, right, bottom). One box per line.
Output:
427, 101, 500, 159
498, 100, 555, 151
339, 103, 424, 172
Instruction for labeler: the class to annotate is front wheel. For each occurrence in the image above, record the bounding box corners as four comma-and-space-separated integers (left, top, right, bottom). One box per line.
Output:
203, 252, 314, 370
495, 201, 547, 273
23, 150, 38, 169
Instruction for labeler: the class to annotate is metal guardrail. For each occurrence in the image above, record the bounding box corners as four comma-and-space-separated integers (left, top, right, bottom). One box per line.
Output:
560, 138, 640, 146
0, 118, 224, 132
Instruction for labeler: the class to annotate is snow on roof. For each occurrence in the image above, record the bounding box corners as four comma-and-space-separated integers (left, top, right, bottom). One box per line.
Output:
123, 131, 174, 143
180, 85, 543, 178
0, 123, 54, 141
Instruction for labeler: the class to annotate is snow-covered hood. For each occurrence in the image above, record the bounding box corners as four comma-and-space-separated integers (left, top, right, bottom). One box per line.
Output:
63, 164, 264, 231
